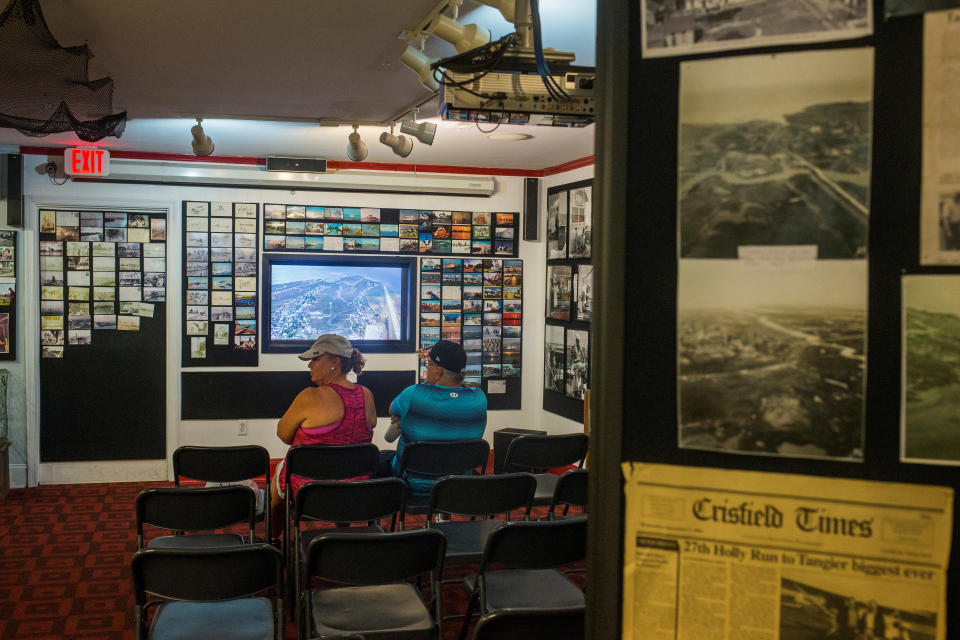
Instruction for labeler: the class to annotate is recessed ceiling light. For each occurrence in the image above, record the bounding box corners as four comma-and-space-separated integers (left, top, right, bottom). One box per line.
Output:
487, 133, 534, 141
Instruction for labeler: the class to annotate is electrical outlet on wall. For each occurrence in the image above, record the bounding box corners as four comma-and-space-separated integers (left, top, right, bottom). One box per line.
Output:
238, 421, 248, 436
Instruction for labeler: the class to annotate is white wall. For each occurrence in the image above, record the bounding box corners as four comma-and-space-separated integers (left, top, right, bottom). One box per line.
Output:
18, 154, 557, 484
533, 163, 596, 435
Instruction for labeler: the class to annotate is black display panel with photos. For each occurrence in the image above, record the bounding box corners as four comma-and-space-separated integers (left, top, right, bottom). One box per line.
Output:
262, 204, 520, 257
0, 230, 17, 360
181, 201, 260, 367
261, 253, 418, 354
543, 178, 593, 422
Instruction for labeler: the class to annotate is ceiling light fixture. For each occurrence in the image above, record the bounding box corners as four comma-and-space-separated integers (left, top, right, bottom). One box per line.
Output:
346, 124, 368, 161
475, 0, 516, 23
380, 124, 414, 158
429, 14, 491, 53
399, 41, 441, 92
400, 119, 437, 146
190, 117, 214, 156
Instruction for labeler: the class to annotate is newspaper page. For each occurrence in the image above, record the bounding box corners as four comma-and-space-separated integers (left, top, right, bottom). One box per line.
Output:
920, 9, 960, 264
622, 463, 953, 640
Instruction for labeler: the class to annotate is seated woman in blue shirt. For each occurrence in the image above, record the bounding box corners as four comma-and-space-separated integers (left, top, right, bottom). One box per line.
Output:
382, 340, 487, 499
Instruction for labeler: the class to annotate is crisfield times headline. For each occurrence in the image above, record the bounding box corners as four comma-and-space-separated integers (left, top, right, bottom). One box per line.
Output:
621, 464, 952, 640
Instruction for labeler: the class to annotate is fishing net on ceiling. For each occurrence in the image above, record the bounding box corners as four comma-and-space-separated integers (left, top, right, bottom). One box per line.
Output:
0, 0, 125, 141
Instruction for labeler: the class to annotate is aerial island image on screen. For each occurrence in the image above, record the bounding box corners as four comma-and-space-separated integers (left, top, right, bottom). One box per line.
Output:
270, 264, 402, 341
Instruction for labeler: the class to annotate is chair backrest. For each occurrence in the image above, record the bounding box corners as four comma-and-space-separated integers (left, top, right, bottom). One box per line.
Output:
135, 486, 256, 547
306, 529, 446, 586
131, 543, 283, 604
285, 443, 379, 483
472, 607, 586, 640
549, 468, 588, 517
295, 478, 406, 527
173, 445, 270, 484
397, 439, 490, 477
427, 472, 536, 520
503, 433, 589, 472
481, 517, 587, 572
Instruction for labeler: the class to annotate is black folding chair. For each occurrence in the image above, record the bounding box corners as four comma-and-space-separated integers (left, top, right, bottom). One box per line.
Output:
302, 529, 446, 640
502, 433, 589, 506
131, 543, 283, 640
136, 485, 255, 550
459, 518, 587, 640
548, 468, 588, 519
172, 445, 272, 542
292, 478, 406, 628
471, 607, 586, 640
426, 473, 536, 565
395, 439, 490, 526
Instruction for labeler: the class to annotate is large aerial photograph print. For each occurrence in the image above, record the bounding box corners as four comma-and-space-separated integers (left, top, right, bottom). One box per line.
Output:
677, 49, 872, 461
678, 49, 872, 260
269, 264, 403, 341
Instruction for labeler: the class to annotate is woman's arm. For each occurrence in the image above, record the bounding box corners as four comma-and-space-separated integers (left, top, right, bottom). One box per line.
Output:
362, 386, 377, 428
276, 390, 308, 444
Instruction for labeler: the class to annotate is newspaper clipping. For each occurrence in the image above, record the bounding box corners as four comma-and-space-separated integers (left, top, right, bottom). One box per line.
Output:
920, 9, 960, 264
622, 463, 952, 640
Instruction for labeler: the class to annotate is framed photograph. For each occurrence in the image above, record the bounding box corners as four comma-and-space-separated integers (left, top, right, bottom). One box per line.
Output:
546, 265, 572, 321
568, 186, 592, 258
546, 191, 568, 260
576, 265, 593, 322
544, 324, 566, 393
565, 328, 589, 399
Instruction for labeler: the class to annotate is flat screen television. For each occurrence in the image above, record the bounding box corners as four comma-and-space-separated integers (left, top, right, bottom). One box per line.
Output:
261, 254, 417, 354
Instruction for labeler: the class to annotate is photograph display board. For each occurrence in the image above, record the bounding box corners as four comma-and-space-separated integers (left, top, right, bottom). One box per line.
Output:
39, 208, 167, 357
38, 207, 167, 462
182, 201, 259, 367
263, 204, 519, 257
419, 257, 522, 389
676, 50, 873, 461
901, 275, 960, 465
0, 230, 16, 360
641, 0, 872, 58
543, 179, 593, 422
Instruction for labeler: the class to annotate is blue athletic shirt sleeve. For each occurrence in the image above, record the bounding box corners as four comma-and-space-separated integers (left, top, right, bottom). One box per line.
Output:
390, 384, 415, 419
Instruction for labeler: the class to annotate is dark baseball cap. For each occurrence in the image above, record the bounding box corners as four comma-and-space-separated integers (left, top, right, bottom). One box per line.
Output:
429, 340, 467, 374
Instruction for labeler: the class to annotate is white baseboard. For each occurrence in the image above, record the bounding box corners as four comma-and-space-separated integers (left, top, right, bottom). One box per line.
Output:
9, 463, 27, 488
38, 460, 168, 485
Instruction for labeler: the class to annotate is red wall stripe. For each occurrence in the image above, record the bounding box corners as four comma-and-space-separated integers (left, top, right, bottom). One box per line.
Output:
18, 145, 592, 177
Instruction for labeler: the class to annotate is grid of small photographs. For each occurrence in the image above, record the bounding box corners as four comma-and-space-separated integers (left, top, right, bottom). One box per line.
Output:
544, 180, 593, 403
0, 230, 16, 360
419, 257, 523, 387
182, 201, 259, 365
39, 209, 166, 359
263, 204, 520, 257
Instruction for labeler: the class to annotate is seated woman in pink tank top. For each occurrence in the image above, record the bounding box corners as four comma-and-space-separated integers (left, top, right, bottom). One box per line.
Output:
269, 334, 377, 538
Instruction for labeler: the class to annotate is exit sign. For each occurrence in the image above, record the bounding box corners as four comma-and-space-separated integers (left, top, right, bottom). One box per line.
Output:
64, 147, 110, 176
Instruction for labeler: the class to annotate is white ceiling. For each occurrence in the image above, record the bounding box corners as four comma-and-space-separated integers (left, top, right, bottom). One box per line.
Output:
0, 0, 596, 170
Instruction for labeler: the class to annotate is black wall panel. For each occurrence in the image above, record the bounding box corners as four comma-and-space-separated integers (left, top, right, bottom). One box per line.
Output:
181, 370, 416, 420
619, 1, 960, 627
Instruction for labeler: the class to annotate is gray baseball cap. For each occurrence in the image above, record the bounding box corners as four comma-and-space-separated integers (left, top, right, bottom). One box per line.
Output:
298, 334, 353, 360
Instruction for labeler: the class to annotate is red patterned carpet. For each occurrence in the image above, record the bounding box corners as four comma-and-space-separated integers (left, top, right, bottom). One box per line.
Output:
0, 482, 583, 640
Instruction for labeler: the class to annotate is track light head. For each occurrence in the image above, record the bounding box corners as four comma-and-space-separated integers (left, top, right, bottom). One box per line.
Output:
380, 131, 413, 158
346, 125, 368, 161
400, 44, 441, 92
400, 120, 437, 146
475, 0, 516, 23
429, 14, 491, 53
190, 118, 214, 156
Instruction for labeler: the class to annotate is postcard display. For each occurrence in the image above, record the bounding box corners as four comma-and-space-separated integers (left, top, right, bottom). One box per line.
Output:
419, 257, 523, 407
182, 201, 259, 367
261, 204, 520, 257
543, 179, 593, 422
38, 208, 167, 462
0, 231, 16, 360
